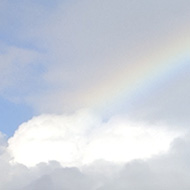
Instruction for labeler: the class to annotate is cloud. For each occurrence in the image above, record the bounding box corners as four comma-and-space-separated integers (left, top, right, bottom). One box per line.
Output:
25, 0, 190, 116
7, 110, 181, 167
0, 1, 190, 188
0, 0, 189, 127
96, 134, 190, 190
0, 45, 43, 103
0, 113, 188, 189
0, 129, 189, 189
23, 165, 94, 190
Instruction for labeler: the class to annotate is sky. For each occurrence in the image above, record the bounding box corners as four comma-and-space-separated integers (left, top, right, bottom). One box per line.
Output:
0, 0, 190, 189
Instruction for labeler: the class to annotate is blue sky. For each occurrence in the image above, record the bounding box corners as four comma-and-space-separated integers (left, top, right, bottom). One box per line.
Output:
0, 0, 190, 189
0, 96, 33, 136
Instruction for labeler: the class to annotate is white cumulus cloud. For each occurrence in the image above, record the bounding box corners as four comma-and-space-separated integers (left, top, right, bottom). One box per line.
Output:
8, 110, 181, 167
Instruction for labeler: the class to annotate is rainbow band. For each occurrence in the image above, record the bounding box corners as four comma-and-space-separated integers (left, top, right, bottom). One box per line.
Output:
80, 29, 190, 114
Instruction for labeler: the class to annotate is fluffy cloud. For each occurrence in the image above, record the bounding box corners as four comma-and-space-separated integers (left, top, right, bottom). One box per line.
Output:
0, 112, 188, 189
96, 134, 190, 190
0, 1, 190, 189
0, 128, 189, 189
8, 110, 181, 167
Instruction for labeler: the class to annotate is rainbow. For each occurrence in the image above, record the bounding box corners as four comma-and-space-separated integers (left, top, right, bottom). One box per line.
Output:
81, 28, 190, 114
